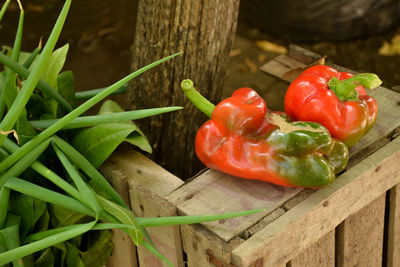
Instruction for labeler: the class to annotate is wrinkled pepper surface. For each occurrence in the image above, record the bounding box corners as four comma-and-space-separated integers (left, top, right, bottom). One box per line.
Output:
181, 80, 349, 188
284, 65, 381, 147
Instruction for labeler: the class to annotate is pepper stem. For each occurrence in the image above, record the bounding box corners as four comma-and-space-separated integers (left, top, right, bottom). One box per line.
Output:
181, 79, 215, 118
328, 73, 382, 101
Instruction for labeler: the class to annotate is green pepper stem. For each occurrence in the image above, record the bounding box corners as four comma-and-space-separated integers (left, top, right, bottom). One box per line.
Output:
328, 73, 382, 101
181, 79, 215, 118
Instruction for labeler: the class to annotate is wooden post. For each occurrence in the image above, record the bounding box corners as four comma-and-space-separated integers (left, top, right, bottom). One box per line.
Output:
126, 0, 240, 179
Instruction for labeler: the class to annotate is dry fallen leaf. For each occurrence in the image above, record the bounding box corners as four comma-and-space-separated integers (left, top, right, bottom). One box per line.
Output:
256, 40, 287, 54
229, 49, 242, 57
379, 34, 400, 56
244, 58, 258, 73
0, 129, 19, 144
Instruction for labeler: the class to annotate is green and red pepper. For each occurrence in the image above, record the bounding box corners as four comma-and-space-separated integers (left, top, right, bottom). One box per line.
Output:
181, 80, 349, 188
284, 65, 380, 147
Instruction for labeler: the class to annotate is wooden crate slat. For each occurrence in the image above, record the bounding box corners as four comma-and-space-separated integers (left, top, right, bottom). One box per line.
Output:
231, 136, 400, 266
101, 164, 138, 267
103, 146, 185, 267
130, 185, 184, 267
336, 193, 386, 267
289, 230, 335, 267
388, 184, 400, 267
180, 223, 240, 267
167, 169, 301, 242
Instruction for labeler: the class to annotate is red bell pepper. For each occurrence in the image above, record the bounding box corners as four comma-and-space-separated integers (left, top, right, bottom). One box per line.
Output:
181, 80, 349, 188
284, 65, 381, 147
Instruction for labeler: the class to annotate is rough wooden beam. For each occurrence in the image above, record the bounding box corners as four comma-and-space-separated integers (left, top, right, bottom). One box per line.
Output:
126, 0, 240, 179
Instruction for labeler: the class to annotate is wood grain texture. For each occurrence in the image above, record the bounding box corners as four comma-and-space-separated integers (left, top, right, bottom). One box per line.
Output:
387, 185, 400, 267
167, 169, 301, 242
231, 137, 400, 267
130, 183, 184, 267
101, 163, 138, 267
180, 224, 237, 267
103, 146, 185, 267
126, 0, 240, 179
289, 230, 335, 267
336, 194, 386, 267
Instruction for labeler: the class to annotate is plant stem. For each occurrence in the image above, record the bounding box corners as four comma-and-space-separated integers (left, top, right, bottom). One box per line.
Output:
29, 107, 183, 129
0, 0, 10, 23
75, 84, 128, 100
0, 53, 73, 112
328, 73, 382, 101
0, 0, 71, 146
0, 51, 182, 175
180, 79, 215, 118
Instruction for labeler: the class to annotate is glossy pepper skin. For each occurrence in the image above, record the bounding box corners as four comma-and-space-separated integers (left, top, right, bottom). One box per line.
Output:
284, 65, 380, 147
195, 87, 349, 188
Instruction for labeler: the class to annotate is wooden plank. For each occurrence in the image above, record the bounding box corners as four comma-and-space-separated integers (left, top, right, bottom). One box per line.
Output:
101, 157, 138, 267
387, 184, 400, 267
288, 45, 323, 64
231, 137, 400, 266
130, 184, 184, 267
289, 230, 335, 267
104, 146, 185, 267
336, 194, 386, 267
167, 169, 301, 242
180, 224, 239, 267
259, 55, 306, 82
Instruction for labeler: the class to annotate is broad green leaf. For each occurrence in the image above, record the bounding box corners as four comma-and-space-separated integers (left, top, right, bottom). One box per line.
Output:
80, 230, 113, 267
34, 208, 50, 233
3, 74, 38, 144
0, 214, 23, 267
72, 123, 138, 168
125, 132, 152, 153
35, 247, 55, 267
99, 100, 152, 152
49, 204, 87, 228
9, 193, 34, 238
0, 187, 10, 228
72, 100, 152, 168
57, 71, 75, 108
40, 44, 69, 116
65, 242, 84, 267
33, 199, 47, 227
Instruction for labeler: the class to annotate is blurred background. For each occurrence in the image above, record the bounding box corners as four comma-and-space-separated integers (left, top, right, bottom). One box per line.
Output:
1, 0, 400, 109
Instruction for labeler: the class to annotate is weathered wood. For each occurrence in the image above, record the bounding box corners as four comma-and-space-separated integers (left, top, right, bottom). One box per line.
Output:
104, 146, 185, 267
126, 0, 240, 179
167, 169, 300, 242
180, 223, 239, 267
231, 137, 400, 266
387, 184, 400, 267
106, 229, 138, 267
130, 185, 183, 267
101, 157, 138, 267
288, 230, 335, 267
336, 194, 386, 267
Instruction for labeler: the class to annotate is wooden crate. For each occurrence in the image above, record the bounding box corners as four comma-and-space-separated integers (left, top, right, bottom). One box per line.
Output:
104, 46, 400, 267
